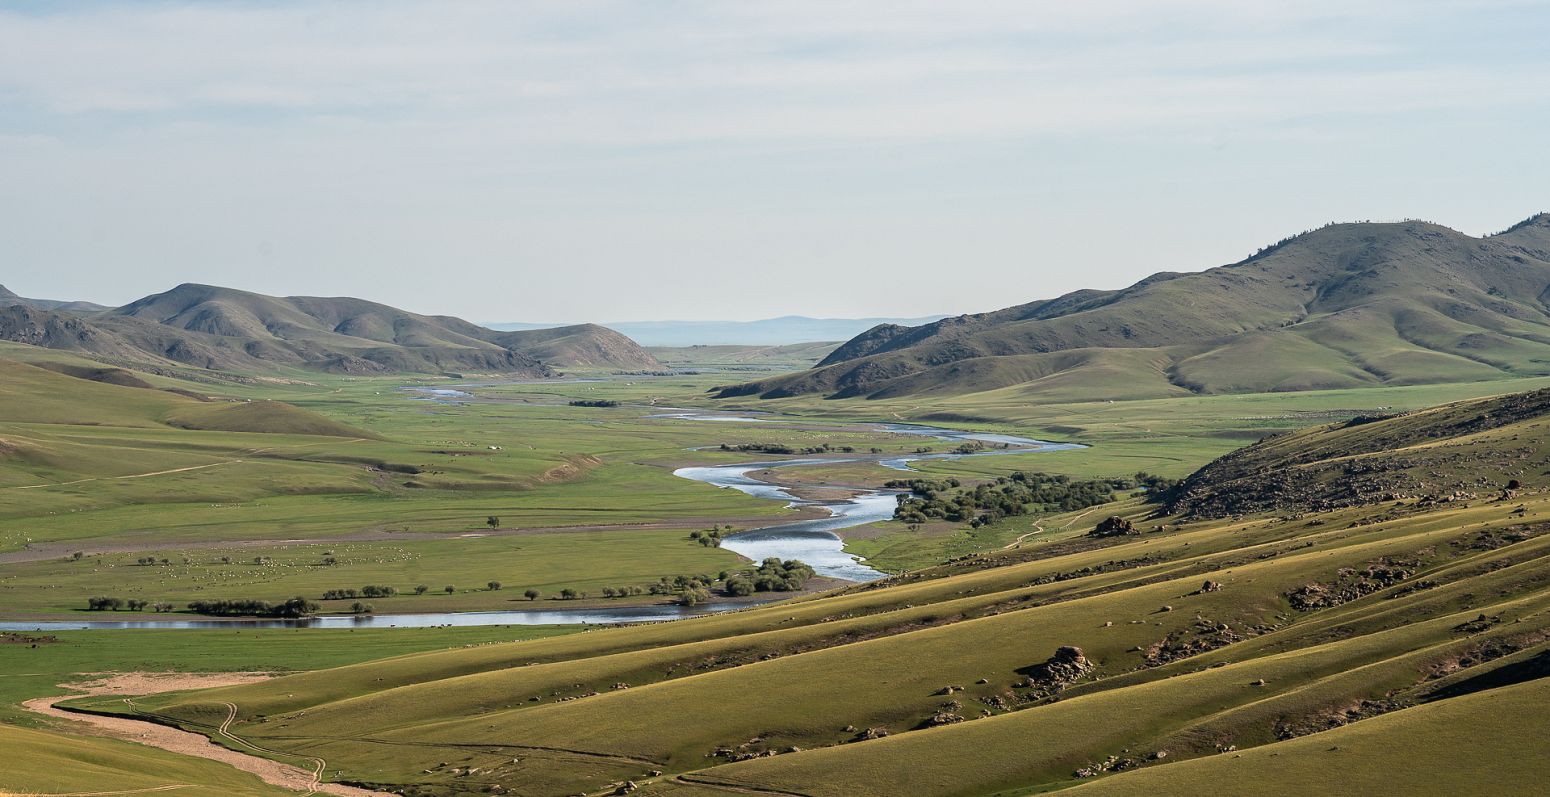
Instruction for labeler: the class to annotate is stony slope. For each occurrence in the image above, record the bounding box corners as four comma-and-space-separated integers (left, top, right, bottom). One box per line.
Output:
718, 214, 1550, 400
1164, 387, 1550, 519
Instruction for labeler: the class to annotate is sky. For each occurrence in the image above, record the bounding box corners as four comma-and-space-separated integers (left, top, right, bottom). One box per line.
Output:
1, 1, 1548, 323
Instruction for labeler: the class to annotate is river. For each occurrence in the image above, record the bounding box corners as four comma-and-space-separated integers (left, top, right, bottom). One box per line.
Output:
671, 415, 1079, 582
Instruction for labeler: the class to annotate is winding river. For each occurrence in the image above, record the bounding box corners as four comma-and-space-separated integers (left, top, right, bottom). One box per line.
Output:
1, 401, 1077, 631
672, 417, 1079, 582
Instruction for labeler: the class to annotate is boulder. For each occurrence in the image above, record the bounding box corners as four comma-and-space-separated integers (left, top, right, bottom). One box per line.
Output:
1089, 516, 1139, 537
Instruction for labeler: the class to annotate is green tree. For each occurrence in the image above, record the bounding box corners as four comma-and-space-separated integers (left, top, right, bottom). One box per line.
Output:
523, 588, 540, 601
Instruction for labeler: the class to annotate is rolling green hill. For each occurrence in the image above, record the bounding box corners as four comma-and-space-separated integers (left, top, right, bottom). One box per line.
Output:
718, 214, 1550, 401
1, 282, 661, 376
81, 385, 1550, 796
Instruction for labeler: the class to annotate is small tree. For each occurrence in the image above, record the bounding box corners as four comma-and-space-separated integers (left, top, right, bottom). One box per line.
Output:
487, 581, 502, 591
350, 602, 373, 614
524, 588, 540, 601
559, 587, 578, 600
70, 551, 84, 561
486, 516, 500, 530
444, 585, 456, 594
414, 584, 429, 595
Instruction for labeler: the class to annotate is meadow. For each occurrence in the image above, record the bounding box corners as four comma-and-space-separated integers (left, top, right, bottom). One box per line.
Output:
7, 348, 1550, 796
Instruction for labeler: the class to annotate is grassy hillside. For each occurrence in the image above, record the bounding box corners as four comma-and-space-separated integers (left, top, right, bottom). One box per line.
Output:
719, 215, 1550, 401
0, 723, 293, 797
1165, 386, 1550, 518
76, 384, 1550, 796
1058, 676, 1549, 796
0, 282, 661, 376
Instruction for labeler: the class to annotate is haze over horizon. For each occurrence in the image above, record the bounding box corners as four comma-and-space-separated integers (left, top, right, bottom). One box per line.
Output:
3, 1, 1548, 322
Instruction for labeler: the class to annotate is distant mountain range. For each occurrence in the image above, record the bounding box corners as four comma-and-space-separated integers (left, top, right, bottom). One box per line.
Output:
487, 315, 950, 346
0, 283, 660, 376
0, 284, 109, 313
717, 213, 1550, 401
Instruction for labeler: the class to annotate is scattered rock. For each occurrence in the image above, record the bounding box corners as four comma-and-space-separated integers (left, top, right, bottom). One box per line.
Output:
1090, 516, 1139, 537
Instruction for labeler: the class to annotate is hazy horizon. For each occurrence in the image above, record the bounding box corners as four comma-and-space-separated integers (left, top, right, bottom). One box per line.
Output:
3, 1, 1548, 322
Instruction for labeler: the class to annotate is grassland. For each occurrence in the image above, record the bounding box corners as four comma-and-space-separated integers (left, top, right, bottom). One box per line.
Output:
84, 486, 1550, 795
11, 344, 1550, 614
0, 722, 297, 797
6, 343, 1550, 795
0, 354, 986, 617
0, 621, 581, 796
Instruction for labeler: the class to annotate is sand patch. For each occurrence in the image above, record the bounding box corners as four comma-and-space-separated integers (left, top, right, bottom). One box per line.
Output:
24, 672, 389, 796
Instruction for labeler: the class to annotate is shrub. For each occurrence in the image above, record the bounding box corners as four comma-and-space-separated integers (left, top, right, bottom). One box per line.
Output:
559, 588, 578, 600
676, 586, 712, 606
524, 588, 540, 600
444, 585, 456, 594
186, 597, 318, 618
487, 581, 502, 591
414, 584, 429, 595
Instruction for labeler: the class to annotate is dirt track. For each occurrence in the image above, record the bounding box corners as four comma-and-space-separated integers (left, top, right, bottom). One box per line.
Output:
24, 673, 389, 796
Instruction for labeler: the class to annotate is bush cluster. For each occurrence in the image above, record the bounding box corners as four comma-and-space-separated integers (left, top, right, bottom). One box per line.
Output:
890, 471, 1171, 526
689, 525, 731, 547
652, 558, 816, 605
320, 585, 397, 600
719, 442, 856, 455
186, 597, 319, 618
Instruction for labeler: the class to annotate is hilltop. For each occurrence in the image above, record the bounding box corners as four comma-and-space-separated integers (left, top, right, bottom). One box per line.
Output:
718, 214, 1550, 401
0, 283, 109, 312
0, 283, 660, 375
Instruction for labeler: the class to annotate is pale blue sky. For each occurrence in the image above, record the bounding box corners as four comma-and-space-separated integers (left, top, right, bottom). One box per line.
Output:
1, 1, 1547, 322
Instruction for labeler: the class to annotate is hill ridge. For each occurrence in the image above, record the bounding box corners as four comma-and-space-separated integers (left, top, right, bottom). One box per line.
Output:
0, 283, 660, 375
719, 214, 1550, 401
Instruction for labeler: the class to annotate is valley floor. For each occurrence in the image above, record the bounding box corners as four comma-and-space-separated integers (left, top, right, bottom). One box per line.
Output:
7, 354, 1550, 795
